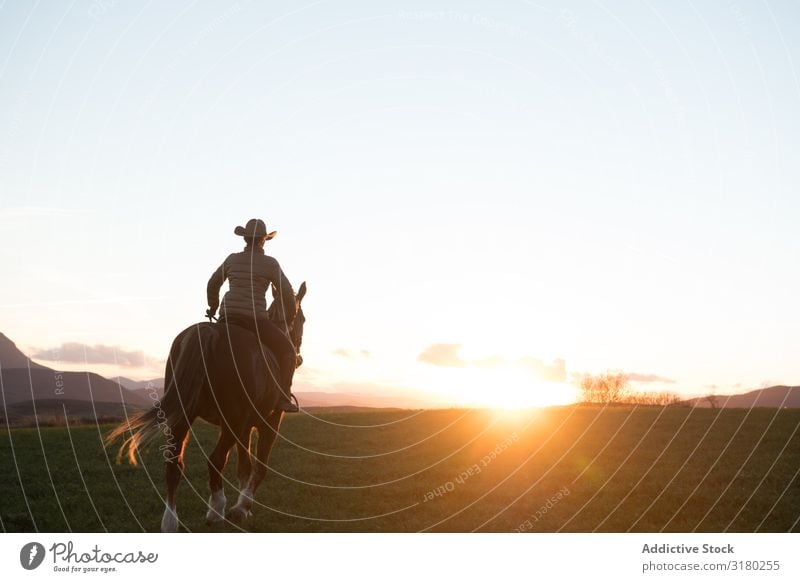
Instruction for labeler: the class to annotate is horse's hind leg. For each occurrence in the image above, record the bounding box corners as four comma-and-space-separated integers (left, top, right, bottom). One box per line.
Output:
205, 429, 235, 525
229, 411, 284, 523
161, 420, 190, 533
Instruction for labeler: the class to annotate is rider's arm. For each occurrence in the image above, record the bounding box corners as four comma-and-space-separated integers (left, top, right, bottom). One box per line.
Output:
206, 257, 229, 315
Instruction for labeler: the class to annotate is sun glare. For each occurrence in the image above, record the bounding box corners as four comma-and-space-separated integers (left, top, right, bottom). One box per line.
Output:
424, 364, 577, 410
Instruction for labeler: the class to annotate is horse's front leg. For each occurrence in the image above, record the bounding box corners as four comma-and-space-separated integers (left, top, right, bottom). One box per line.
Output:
225, 436, 252, 524
205, 430, 235, 525
236, 429, 253, 491
228, 411, 284, 524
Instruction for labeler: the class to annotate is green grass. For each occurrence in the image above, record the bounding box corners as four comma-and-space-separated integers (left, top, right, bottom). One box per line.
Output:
1, 406, 798, 532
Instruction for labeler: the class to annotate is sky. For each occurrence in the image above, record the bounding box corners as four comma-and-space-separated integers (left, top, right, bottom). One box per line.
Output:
1, 0, 799, 406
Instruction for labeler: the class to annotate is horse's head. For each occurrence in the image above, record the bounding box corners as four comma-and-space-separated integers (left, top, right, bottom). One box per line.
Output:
289, 281, 307, 367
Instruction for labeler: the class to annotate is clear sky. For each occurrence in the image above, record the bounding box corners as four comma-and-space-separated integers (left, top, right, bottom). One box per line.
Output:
1, 0, 799, 406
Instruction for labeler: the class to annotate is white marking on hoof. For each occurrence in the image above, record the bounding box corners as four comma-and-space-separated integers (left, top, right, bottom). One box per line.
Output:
226, 505, 252, 525
161, 504, 179, 533
205, 489, 226, 524
226, 482, 254, 524
235, 488, 254, 511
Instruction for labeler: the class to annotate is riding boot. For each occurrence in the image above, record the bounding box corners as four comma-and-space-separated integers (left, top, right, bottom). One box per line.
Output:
276, 358, 299, 413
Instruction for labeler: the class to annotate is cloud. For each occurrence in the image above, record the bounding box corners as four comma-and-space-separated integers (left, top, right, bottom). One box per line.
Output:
519, 357, 567, 383
417, 343, 467, 368
31, 342, 157, 367
333, 348, 371, 359
626, 372, 676, 384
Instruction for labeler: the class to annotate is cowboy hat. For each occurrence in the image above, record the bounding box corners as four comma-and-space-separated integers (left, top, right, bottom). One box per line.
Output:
234, 218, 277, 240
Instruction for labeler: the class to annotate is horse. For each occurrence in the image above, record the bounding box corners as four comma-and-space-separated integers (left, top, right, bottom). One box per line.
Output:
105, 282, 307, 532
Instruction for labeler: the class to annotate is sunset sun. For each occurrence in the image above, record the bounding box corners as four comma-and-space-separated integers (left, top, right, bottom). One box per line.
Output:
420, 358, 578, 410
464, 367, 577, 409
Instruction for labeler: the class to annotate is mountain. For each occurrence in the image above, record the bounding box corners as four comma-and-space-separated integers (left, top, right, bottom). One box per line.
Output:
685, 385, 800, 408
0, 333, 150, 407
0, 333, 47, 370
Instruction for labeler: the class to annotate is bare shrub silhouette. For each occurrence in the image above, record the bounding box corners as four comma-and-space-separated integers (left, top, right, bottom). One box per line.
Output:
579, 372, 681, 405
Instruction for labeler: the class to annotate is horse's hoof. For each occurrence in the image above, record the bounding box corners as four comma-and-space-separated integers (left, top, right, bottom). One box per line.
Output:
205, 491, 226, 525
161, 506, 179, 533
226, 506, 251, 525
205, 510, 225, 525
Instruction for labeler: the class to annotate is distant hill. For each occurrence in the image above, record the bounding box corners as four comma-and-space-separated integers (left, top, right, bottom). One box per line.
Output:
115, 377, 164, 402
0, 368, 149, 407
0, 333, 150, 408
685, 385, 800, 408
115, 376, 164, 392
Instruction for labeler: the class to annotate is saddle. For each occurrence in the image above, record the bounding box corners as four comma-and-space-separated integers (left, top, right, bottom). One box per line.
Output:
216, 314, 280, 368
217, 313, 258, 334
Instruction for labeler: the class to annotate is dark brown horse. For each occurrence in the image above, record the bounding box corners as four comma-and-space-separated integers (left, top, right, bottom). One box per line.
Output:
106, 282, 307, 532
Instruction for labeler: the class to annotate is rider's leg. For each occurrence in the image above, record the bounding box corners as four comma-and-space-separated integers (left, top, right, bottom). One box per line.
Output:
255, 318, 298, 412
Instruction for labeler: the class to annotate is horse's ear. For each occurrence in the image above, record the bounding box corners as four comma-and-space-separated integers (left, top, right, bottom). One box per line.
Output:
297, 281, 307, 303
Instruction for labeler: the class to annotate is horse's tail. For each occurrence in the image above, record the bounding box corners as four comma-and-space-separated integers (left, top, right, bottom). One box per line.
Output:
105, 324, 218, 465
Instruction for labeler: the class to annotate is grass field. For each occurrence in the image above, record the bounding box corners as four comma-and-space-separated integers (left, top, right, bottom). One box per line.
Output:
1, 406, 798, 532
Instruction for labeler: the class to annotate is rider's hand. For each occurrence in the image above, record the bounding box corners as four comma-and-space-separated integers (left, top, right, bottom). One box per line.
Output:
206, 307, 217, 320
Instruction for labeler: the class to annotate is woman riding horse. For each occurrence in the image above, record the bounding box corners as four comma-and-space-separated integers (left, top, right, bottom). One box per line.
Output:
105, 218, 307, 530
206, 218, 299, 413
